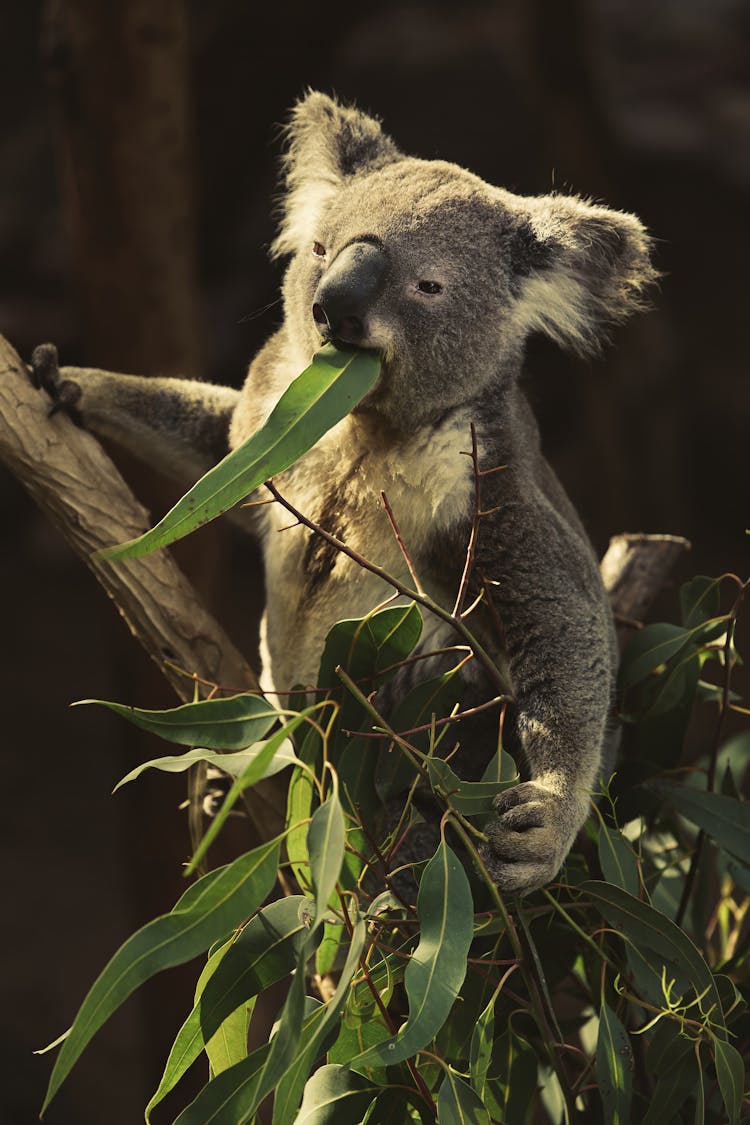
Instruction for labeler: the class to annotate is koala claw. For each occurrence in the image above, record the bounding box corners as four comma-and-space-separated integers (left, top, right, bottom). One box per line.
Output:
29, 343, 82, 423
480, 782, 573, 897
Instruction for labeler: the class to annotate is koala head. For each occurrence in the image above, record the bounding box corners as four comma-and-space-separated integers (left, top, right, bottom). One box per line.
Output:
274, 91, 656, 426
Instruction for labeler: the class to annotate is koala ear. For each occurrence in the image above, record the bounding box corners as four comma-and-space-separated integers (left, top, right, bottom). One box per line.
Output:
272, 91, 401, 258
512, 195, 657, 355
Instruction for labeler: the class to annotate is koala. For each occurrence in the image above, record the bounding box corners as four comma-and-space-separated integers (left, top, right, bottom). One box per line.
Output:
31, 92, 655, 895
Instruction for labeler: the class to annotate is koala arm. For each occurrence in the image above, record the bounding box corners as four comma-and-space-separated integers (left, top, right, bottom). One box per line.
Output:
30, 344, 239, 485
472, 467, 616, 896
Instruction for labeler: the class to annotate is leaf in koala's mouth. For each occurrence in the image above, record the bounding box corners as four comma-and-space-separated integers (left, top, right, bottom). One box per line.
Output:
94, 343, 382, 562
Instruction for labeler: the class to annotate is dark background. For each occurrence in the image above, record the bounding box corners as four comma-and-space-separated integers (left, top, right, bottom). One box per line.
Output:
1, 1, 748, 1121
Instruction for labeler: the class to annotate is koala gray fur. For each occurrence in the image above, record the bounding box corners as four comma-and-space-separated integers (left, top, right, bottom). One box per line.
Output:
33, 92, 656, 896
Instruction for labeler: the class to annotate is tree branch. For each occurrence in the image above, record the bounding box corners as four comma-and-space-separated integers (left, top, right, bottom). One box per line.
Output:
601, 532, 691, 640
0, 333, 285, 842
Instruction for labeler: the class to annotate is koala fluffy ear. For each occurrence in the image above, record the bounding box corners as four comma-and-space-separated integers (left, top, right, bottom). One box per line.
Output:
272, 91, 401, 258
513, 195, 657, 355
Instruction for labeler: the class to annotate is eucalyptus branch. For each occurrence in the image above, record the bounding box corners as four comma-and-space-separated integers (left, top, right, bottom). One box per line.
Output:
264, 479, 512, 696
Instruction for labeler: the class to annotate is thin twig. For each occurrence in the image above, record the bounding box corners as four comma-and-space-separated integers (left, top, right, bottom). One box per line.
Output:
264, 479, 511, 696
380, 490, 424, 595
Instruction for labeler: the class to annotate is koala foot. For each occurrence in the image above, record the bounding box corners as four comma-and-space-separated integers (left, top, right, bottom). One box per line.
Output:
480, 781, 577, 897
29, 343, 82, 423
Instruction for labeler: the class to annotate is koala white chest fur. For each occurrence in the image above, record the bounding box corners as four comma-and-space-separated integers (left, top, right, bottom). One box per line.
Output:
41, 92, 656, 895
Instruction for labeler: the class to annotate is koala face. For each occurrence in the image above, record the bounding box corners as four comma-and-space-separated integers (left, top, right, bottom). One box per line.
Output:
275, 92, 655, 426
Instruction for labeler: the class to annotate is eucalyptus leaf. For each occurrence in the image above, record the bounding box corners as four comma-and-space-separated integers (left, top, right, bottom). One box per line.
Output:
187, 709, 321, 874
174, 913, 367, 1124
42, 836, 282, 1115
294, 1065, 377, 1125
596, 1001, 633, 1125
308, 785, 346, 927
681, 576, 723, 629
651, 781, 750, 866
582, 881, 726, 1037
78, 693, 279, 749
114, 740, 298, 792
96, 344, 382, 561
426, 756, 517, 818
145, 896, 308, 1120
713, 1036, 745, 1125
436, 1068, 491, 1124
598, 824, 640, 898
620, 624, 693, 689
352, 839, 474, 1068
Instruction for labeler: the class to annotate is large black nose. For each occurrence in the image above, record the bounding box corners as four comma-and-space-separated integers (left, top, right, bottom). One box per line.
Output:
312, 241, 387, 344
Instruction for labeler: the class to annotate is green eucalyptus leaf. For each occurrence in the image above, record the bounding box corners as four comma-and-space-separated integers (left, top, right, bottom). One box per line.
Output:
42, 836, 282, 1115
598, 824, 640, 897
713, 1037, 745, 1125
596, 1002, 633, 1125
187, 709, 320, 874
308, 785, 346, 927
294, 1064, 377, 1124
651, 781, 750, 866
681, 576, 722, 629
318, 602, 423, 690
426, 756, 517, 819
79, 693, 279, 749
620, 624, 692, 689
96, 344, 381, 561
469, 989, 497, 1102
436, 1067, 490, 1124
581, 882, 726, 1037
352, 839, 474, 1068
114, 739, 297, 792
145, 896, 308, 1119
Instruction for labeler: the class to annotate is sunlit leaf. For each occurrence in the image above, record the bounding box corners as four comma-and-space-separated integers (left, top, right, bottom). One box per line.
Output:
308, 784, 346, 926
114, 740, 298, 792
96, 344, 382, 560
598, 824, 640, 898
469, 989, 498, 1102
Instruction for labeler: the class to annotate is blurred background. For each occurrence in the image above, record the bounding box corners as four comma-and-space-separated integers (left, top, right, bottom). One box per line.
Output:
1, 1, 748, 1121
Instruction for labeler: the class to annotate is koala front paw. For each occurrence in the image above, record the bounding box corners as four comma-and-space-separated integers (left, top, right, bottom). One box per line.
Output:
480, 781, 578, 897
29, 343, 82, 422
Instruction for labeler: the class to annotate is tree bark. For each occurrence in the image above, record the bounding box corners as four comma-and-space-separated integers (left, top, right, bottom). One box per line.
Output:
0, 333, 285, 842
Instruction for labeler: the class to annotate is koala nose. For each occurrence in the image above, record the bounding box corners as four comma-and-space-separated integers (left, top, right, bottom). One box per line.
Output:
312, 240, 386, 345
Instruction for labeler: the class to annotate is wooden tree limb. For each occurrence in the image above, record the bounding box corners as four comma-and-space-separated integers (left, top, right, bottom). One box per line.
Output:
0, 333, 285, 842
602, 532, 691, 640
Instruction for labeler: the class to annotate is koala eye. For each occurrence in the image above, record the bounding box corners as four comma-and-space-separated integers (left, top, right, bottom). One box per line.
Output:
311, 241, 327, 259
417, 280, 443, 295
